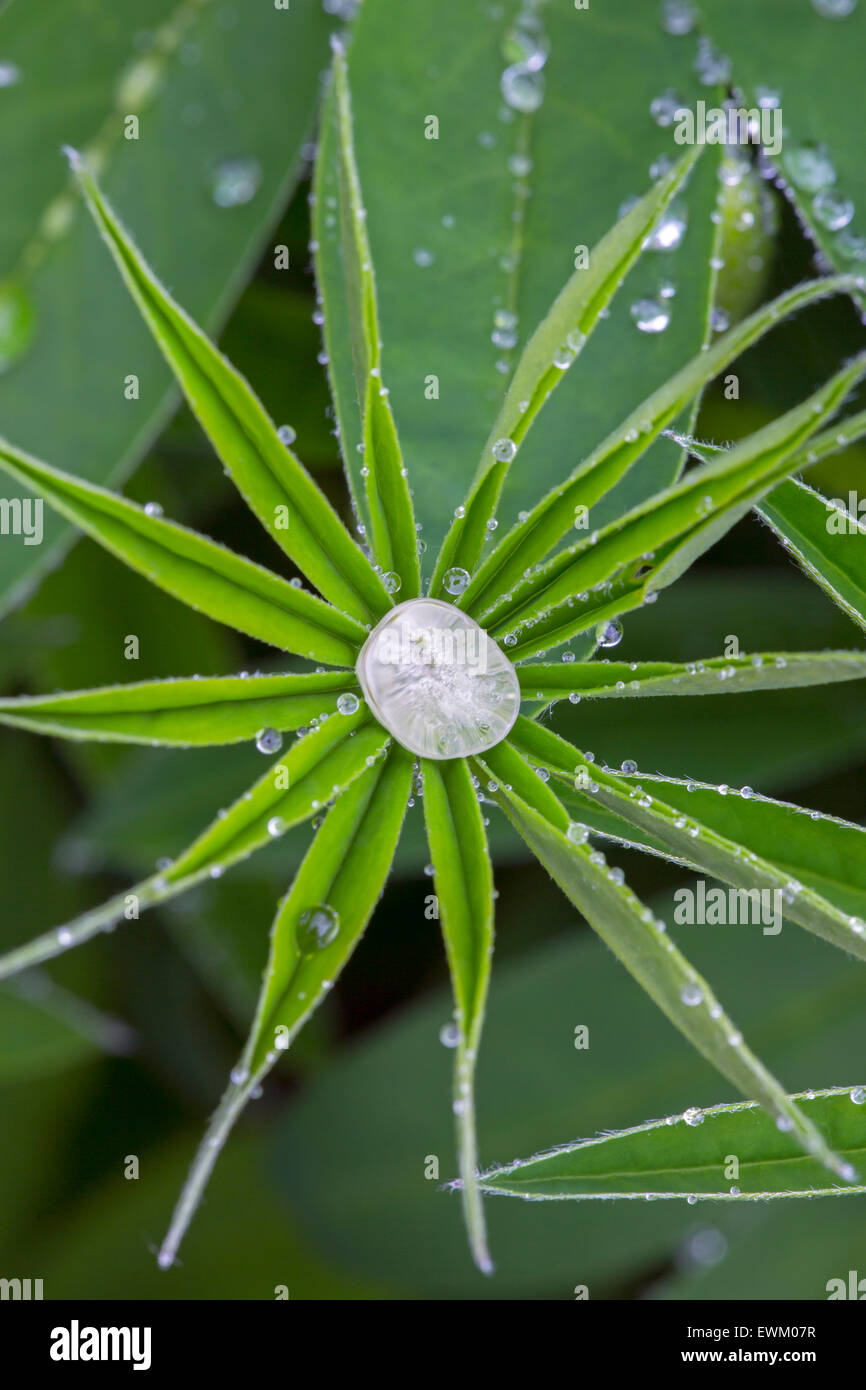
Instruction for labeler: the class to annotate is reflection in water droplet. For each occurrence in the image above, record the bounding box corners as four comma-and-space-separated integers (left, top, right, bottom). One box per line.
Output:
255, 726, 283, 754
277, 423, 297, 446
0, 280, 36, 372
596, 618, 623, 648
296, 903, 340, 953
443, 567, 471, 596
630, 298, 671, 333
209, 156, 262, 208
382, 571, 402, 594
337, 692, 360, 715
813, 189, 855, 230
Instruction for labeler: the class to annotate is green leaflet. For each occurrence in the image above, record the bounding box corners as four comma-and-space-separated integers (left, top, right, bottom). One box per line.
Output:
477, 1087, 866, 1201
0, 672, 359, 746
760, 478, 866, 635
68, 154, 390, 627
331, 48, 421, 596
0, 436, 365, 667
156, 747, 413, 1271
480, 748, 852, 1184
429, 148, 702, 593
422, 757, 495, 1275
0, 712, 388, 981
486, 353, 866, 658
516, 650, 866, 701
460, 276, 862, 618
507, 717, 866, 965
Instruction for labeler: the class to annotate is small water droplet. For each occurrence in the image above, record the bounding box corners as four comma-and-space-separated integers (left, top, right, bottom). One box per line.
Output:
650, 89, 685, 127
297, 904, 340, 952
851, 1086, 866, 1105
337, 692, 360, 716
412, 247, 434, 267
492, 437, 517, 463
621, 759, 638, 774
443, 566, 471, 596
596, 619, 623, 649
500, 62, 545, 113
439, 1021, 460, 1048
683, 1106, 704, 1126
382, 571, 401, 594
782, 142, 837, 194
143, 501, 163, 517
256, 726, 283, 754
630, 297, 671, 333
694, 37, 731, 84
659, 0, 698, 35
0, 60, 21, 88
277, 423, 297, 446
681, 983, 703, 1006
813, 189, 855, 230
811, 0, 858, 17
267, 816, 286, 838
208, 156, 262, 208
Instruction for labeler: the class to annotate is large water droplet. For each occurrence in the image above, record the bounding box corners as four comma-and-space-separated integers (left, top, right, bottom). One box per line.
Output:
0, 280, 35, 372
208, 156, 262, 208
850, 1086, 866, 1105
382, 571, 402, 594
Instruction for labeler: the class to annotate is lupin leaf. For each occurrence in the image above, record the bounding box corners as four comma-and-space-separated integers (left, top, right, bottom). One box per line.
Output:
507, 718, 866, 965
0, 712, 388, 981
422, 757, 495, 1275
68, 154, 390, 627
430, 147, 703, 593
460, 276, 862, 619
478, 749, 852, 1184
476, 1087, 866, 1202
0, 672, 360, 746
484, 353, 866, 658
331, 47, 421, 597
157, 747, 413, 1271
0, 437, 367, 667
516, 650, 866, 702
759, 478, 866, 635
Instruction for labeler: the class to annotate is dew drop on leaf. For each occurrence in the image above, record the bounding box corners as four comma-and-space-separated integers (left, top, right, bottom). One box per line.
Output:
443, 566, 471, 596
208, 156, 262, 208
296, 904, 340, 953
256, 726, 283, 754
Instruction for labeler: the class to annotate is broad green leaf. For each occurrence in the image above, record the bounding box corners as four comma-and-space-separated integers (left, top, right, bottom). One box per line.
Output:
430, 148, 702, 591
69, 157, 390, 627
422, 757, 495, 1274
516, 649, 866, 701
481, 752, 851, 1182
697, 0, 866, 296
0, 671, 359, 746
486, 353, 866, 658
0, 437, 366, 666
760, 478, 866, 636
0, 711, 388, 981
330, 47, 420, 597
508, 717, 866, 964
0, 0, 334, 613
478, 1086, 866, 1201
461, 276, 860, 619
316, 0, 723, 560
157, 747, 412, 1270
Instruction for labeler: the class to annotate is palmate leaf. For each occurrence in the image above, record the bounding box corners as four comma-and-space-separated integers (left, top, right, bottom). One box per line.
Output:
66, 152, 391, 628
422, 758, 495, 1274
516, 650, 866, 702
430, 147, 703, 592
331, 46, 421, 597
477, 1087, 866, 1203
0, 437, 366, 667
474, 744, 854, 1184
158, 746, 413, 1270
0, 712, 388, 980
459, 276, 862, 619
0, 671, 359, 746
508, 718, 866, 964
484, 353, 866, 658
